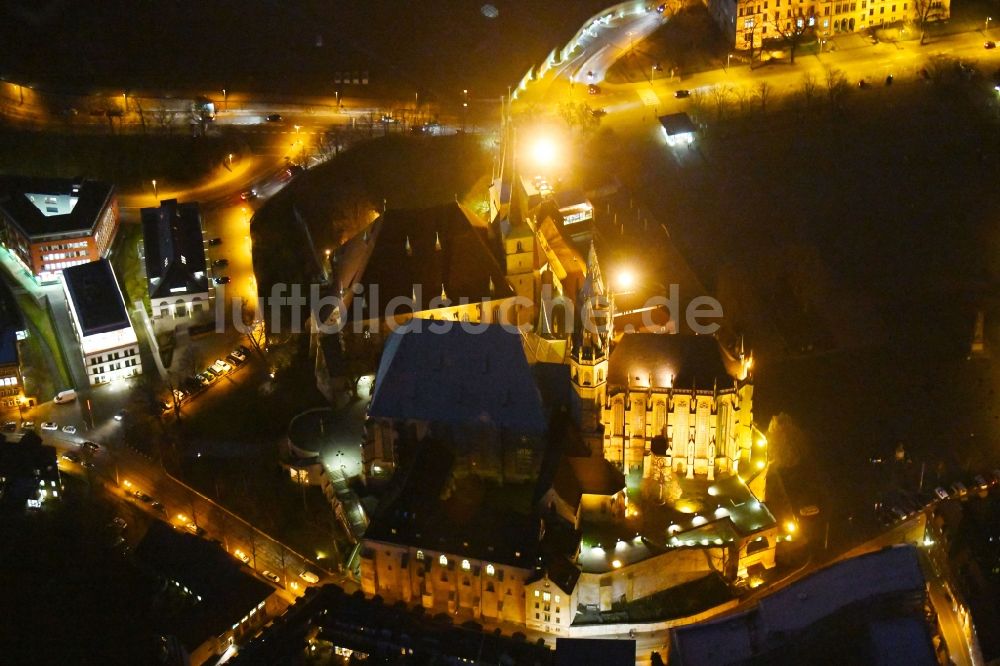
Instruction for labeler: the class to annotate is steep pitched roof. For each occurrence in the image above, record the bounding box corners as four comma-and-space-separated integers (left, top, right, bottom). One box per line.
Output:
608, 333, 741, 390
332, 202, 512, 322
141, 199, 209, 299
369, 323, 546, 434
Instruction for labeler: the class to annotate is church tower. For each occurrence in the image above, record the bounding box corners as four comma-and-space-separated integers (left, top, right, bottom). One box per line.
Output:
570, 243, 610, 425
503, 222, 537, 326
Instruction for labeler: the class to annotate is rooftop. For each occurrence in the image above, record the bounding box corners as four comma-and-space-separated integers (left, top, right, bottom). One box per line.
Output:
0, 175, 114, 239
62, 259, 131, 337
141, 199, 208, 299
134, 521, 274, 651
370, 323, 547, 435
607, 333, 742, 391
332, 202, 512, 322
364, 439, 541, 569
555, 638, 634, 666
658, 113, 697, 136
669, 545, 927, 665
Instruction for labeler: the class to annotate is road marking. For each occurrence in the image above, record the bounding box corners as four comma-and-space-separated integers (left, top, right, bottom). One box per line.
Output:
638, 88, 660, 107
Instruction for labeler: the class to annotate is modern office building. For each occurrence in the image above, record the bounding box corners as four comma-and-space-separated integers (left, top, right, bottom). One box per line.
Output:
61, 259, 141, 385
0, 176, 119, 282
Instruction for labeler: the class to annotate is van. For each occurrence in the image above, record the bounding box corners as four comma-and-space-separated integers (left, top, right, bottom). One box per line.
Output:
54, 389, 77, 404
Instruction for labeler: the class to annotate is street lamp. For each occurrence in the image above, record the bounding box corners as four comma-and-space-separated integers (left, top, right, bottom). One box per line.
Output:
987, 16, 993, 33
222, 88, 228, 112
727, 53, 733, 71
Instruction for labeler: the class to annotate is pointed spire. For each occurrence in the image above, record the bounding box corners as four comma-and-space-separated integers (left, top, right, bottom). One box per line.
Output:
440, 283, 448, 302
411, 285, 417, 303
363, 228, 370, 242
405, 235, 412, 256
435, 231, 442, 251
489, 276, 495, 295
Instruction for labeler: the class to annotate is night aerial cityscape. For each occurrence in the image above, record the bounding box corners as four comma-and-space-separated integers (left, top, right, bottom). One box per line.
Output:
1, 0, 999, 664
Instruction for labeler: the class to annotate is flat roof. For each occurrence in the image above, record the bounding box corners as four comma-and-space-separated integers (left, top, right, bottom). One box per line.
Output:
658, 113, 697, 136
62, 259, 131, 337
0, 175, 114, 239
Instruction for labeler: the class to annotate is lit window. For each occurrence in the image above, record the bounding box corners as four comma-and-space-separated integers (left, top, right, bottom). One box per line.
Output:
462, 559, 470, 570
555, 595, 561, 604
534, 590, 540, 597
416, 550, 424, 560
486, 564, 495, 576
439, 555, 448, 566
542, 592, 551, 602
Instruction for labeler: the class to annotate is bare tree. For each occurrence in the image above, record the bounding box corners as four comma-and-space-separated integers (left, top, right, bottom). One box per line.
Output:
153, 107, 176, 135
799, 73, 819, 109
743, 17, 760, 64
824, 67, 850, 108
735, 87, 754, 116
910, 0, 943, 44
241, 299, 268, 358
771, 11, 815, 64
755, 81, 773, 114
711, 85, 732, 121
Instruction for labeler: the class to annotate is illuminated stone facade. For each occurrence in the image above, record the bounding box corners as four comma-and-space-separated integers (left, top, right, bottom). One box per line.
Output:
709, 0, 951, 50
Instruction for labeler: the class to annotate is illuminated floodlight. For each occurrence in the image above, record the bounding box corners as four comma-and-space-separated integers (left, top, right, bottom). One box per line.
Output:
529, 136, 558, 168
616, 268, 636, 291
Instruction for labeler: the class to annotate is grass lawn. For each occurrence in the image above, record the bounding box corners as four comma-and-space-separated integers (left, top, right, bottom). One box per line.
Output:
110, 222, 150, 315
0, 126, 242, 190
15, 290, 70, 390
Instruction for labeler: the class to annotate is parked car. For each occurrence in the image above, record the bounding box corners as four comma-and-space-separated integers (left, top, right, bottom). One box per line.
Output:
933, 487, 950, 500
61, 452, 81, 463
82, 460, 95, 469
184, 523, 206, 536
138, 493, 153, 504
112, 517, 127, 530
587, 84, 601, 95
82, 441, 99, 452
974, 475, 989, 490
674, 89, 691, 98
213, 358, 232, 373
196, 373, 212, 387
985, 40, 996, 50
240, 189, 258, 201
589, 107, 607, 118
950, 482, 968, 498
114, 409, 126, 422
151, 501, 165, 513
231, 348, 248, 362
298, 571, 320, 584
62, 425, 77, 435
234, 549, 250, 564
213, 258, 229, 268
226, 353, 244, 367
262, 570, 281, 584
265, 113, 283, 122
204, 367, 221, 379
214, 276, 230, 285
20, 421, 34, 430
41, 422, 58, 431
1, 421, 16, 432
207, 237, 222, 246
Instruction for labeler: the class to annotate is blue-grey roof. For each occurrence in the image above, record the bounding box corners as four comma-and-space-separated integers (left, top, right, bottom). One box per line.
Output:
868, 617, 936, 666
757, 544, 924, 635
670, 545, 927, 666
370, 323, 546, 434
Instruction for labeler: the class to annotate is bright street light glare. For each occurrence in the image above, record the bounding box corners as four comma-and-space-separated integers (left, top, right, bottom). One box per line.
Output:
529, 137, 558, 167
616, 268, 636, 291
